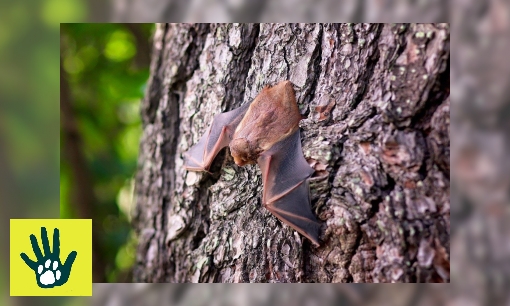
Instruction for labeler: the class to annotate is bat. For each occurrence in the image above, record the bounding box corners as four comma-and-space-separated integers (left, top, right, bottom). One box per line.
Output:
184, 80, 321, 246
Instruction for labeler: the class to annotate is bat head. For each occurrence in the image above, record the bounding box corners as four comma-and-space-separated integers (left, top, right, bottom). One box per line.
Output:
230, 138, 261, 166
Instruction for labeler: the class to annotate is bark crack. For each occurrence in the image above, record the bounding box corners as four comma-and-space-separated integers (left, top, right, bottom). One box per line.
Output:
350, 24, 382, 112
303, 23, 323, 116
144, 23, 169, 125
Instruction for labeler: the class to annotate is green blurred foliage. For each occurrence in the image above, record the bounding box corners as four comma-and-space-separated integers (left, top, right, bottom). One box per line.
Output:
61, 23, 154, 282
0, 1, 69, 220
0, 1, 84, 302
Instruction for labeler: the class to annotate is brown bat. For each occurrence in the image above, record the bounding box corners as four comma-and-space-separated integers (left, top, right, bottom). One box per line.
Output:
184, 80, 321, 246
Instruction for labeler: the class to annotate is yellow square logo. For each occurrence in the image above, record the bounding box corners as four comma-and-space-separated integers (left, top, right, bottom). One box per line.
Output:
10, 219, 92, 296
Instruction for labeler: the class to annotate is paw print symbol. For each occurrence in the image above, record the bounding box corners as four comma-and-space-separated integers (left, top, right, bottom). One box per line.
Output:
38, 259, 62, 286
20, 227, 77, 288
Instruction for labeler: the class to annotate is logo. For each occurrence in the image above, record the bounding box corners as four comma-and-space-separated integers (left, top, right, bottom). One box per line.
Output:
10, 219, 92, 296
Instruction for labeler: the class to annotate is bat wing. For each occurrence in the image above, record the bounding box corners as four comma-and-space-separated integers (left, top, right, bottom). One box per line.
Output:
184, 102, 251, 171
257, 129, 321, 246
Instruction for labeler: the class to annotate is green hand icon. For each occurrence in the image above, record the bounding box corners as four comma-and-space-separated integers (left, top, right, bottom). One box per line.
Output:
20, 227, 77, 288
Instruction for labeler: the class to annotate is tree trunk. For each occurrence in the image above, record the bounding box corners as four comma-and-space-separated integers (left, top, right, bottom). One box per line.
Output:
133, 23, 450, 283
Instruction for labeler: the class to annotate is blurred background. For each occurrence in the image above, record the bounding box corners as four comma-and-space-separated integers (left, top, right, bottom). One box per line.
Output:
60, 23, 154, 283
0, 0, 509, 305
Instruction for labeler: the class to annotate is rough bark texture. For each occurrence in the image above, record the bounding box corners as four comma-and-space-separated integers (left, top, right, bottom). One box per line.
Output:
134, 23, 450, 283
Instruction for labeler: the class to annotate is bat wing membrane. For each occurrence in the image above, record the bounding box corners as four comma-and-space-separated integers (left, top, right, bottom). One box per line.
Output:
184, 102, 250, 171
257, 129, 320, 246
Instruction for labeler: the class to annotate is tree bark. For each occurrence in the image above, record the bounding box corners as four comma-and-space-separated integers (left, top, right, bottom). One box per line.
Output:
133, 23, 450, 283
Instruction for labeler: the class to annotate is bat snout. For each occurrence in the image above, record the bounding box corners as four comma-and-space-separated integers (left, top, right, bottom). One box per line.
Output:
233, 155, 248, 167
